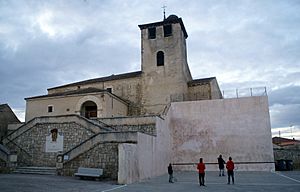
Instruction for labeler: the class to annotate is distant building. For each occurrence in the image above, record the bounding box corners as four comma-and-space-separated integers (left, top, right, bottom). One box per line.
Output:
272, 137, 300, 147
272, 137, 300, 170
0, 104, 20, 142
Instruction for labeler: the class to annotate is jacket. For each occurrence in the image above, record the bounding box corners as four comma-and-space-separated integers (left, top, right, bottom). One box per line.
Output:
226, 160, 234, 171
197, 162, 206, 174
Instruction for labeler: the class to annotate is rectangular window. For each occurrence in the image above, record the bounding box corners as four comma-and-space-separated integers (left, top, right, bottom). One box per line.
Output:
106, 87, 112, 93
48, 105, 53, 113
164, 25, 172, 37
148, 27, 156, 39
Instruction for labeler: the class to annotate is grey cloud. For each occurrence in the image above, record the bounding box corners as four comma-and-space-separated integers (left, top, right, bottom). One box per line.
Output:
270, 104, 300, 128
268, 86, 300, 106
0, 0, 299, 132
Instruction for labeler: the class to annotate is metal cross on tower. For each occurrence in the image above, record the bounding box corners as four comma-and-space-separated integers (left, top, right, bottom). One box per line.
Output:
162, 5, 167, 20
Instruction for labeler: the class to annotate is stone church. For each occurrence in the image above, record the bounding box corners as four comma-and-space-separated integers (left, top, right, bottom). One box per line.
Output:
2, 15, 274, 184
25, 15, 222, 122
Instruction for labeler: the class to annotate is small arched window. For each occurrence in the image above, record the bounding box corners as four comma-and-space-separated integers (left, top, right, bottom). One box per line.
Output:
157, 51, 164, 66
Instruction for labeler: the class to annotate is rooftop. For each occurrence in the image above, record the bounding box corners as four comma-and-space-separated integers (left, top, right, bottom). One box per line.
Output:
48, 71, 142, 91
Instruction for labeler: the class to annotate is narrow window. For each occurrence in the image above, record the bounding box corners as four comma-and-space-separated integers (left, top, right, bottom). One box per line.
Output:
107, 87, 112, 93
164, 25, 172, 37
48, 105, 53, 113
157, 51, 164, 66
148, 27, 156, 39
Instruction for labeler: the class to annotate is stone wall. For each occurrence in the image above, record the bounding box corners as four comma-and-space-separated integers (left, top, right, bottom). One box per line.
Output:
187, 83, 211, 100
47, 76, 143, 116
112, 124, 156, 136
63, 142, 119, 179
6, 122, 94, 167
274, 146, 300, 169
99, 116, 157, 135
0, 104, 20, 141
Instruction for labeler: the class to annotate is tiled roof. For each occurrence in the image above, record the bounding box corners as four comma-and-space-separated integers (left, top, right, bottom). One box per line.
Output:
272, 137, 300, 144
272, 137, 300, 146
25, 87, 106, 100
48, 71, 142, 91
188, 77, 216, 87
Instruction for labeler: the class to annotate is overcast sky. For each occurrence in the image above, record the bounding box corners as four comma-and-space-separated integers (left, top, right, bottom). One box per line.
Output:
1, 0, 299, 139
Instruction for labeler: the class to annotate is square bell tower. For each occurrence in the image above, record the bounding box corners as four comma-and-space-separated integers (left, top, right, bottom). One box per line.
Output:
138, 15, 193, 114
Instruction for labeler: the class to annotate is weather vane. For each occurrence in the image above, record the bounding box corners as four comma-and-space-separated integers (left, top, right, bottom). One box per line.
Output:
162, 5, 167, 20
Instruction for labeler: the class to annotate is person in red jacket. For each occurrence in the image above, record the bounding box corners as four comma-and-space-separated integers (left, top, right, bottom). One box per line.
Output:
197, 158, 206, 186
226, 157, 235, 184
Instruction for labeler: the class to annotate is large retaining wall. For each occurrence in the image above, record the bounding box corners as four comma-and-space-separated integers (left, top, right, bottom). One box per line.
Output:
169, 96, 274, 171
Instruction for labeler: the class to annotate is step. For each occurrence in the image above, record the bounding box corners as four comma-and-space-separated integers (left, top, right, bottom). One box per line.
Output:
13, 167, 56, 175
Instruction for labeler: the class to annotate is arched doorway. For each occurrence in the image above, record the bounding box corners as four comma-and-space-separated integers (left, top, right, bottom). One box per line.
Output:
80, 101, 97, 119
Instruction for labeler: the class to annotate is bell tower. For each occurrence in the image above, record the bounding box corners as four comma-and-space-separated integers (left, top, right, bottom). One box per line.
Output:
138, 15, 192, 114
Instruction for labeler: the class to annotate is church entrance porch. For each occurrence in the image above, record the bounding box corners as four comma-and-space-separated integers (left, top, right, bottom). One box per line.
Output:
80, 101, 97, 119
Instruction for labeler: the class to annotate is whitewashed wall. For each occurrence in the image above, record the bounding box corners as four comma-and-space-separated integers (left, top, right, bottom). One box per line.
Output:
118, 143, 138, 184
118, 116, 172, 184
169, 96, 274, 171
118, 96, 274, 184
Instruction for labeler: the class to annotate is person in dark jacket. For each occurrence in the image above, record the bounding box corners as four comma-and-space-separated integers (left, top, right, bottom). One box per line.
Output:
218, 154, 226, 176
168, 163, 174, 183
197, 158, 206, 186
226, 157, 235, 184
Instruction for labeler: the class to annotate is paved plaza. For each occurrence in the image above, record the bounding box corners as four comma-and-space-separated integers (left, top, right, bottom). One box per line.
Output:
1, 171, 300, 192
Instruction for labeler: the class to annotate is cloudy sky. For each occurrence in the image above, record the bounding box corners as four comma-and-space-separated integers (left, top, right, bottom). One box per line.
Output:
1, 0, 299, 139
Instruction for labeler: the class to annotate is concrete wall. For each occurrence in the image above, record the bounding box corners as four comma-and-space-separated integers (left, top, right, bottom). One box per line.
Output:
118, 116, 172, 184
169, 96, 274, 171
118, 143, 138, 184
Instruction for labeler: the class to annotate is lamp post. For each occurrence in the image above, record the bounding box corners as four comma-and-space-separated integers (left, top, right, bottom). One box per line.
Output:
290, 125, 294, 140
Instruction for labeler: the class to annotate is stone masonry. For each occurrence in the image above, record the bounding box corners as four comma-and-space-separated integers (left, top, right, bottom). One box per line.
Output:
62, 143, 119, 179
6, 122, 94, 167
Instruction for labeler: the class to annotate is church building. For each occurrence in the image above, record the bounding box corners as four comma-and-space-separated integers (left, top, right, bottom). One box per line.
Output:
24, 15, 222, 122
2, 15, 274, 184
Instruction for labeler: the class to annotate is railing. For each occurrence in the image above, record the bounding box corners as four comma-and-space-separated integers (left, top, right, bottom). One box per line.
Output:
62, 131, 138, 163
170, 87, 267, 102
222, 87, 267, 99
4, 114, 113, 144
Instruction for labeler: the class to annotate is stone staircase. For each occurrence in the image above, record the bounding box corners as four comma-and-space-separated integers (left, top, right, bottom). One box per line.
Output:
0, 144, 10, 163
13, 167, 56, 175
